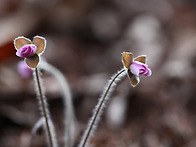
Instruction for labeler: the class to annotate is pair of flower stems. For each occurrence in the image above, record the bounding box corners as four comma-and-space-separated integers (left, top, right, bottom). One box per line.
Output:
14, 36, 152, 147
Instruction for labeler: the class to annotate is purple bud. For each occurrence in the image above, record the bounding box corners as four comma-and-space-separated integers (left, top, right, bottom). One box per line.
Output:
130, 61, 152, 76
18, 61, 33, 78
16, 44, 37, 58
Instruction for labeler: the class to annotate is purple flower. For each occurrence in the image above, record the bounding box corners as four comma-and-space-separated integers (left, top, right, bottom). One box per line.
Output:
16, 44, 37, 58
130, 61, 152, 76
122, 52, 152, 87
14, 36, 46, 68
18, 61, 33, 78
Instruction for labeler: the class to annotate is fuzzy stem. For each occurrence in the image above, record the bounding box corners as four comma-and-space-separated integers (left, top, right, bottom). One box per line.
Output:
39, 61, 74, 147
79, 68, 126, 147
34, 67, 57, 147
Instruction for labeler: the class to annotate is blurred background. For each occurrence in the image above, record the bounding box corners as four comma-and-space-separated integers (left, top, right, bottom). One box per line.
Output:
0, 0, 196, 147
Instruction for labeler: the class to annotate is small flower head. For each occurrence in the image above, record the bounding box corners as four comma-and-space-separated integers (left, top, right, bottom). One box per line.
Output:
122, 52, 152, 87
16, 44, 37, 58
18, 60, 33, 78
14, 36, 46, 68
130, 61, 152, 76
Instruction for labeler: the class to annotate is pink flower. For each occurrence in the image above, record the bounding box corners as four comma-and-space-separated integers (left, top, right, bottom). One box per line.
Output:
130, 61, 152, 76
18, 61, 33, 78
14, 36, 46, 68
16, 44, 37, 58
122, 52, 152, 87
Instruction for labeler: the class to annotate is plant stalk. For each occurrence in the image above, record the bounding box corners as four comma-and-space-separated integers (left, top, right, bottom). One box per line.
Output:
79, 68, 126, 147
35, 67, 55, 147
39, 61, 74, 147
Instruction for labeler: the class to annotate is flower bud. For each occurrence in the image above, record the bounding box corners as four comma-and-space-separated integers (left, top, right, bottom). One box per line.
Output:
16, 44, 37, 58
130, 61, 152, 76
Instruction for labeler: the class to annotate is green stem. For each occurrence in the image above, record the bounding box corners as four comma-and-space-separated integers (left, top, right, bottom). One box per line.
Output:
35, 68, 54, 147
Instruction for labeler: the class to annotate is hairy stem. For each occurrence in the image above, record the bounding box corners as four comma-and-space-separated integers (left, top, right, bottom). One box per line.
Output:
79, 68, 126, 147
35, 68, 57, 147
39, 61, 74, 147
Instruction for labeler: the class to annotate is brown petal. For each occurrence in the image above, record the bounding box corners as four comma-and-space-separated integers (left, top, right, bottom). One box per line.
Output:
134, 55, 146, 64
127, 69, 133, 79
25, 54, 39, 68
33, 36, 46, 54
14, 36, 31, 50
122, 52, 133, 68
130, 76, 140, 87
127, 70, 140, 87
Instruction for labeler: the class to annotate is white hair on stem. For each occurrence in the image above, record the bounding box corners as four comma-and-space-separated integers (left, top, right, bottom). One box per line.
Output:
78, 68, 126, 147
39, 61, 75, 147
34, 68, 58, 147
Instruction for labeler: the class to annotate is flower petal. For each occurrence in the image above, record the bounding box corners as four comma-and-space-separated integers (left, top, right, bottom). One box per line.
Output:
14, 36, 31, 50
130, 76, 140, 87
127, 69, 133, 79
130, 63, 140, 76
33, 36, 46, 54
16, 44, 37, 58
134, 55, 146, 64
25, 54, 39, 68
144, 67, 152, 76
122, 52, 133, 69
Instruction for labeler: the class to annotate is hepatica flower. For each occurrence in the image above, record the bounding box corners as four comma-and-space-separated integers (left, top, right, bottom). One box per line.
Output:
14, 36, 46, 68
79, 52, 152, 147
122, 52, 152, 87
